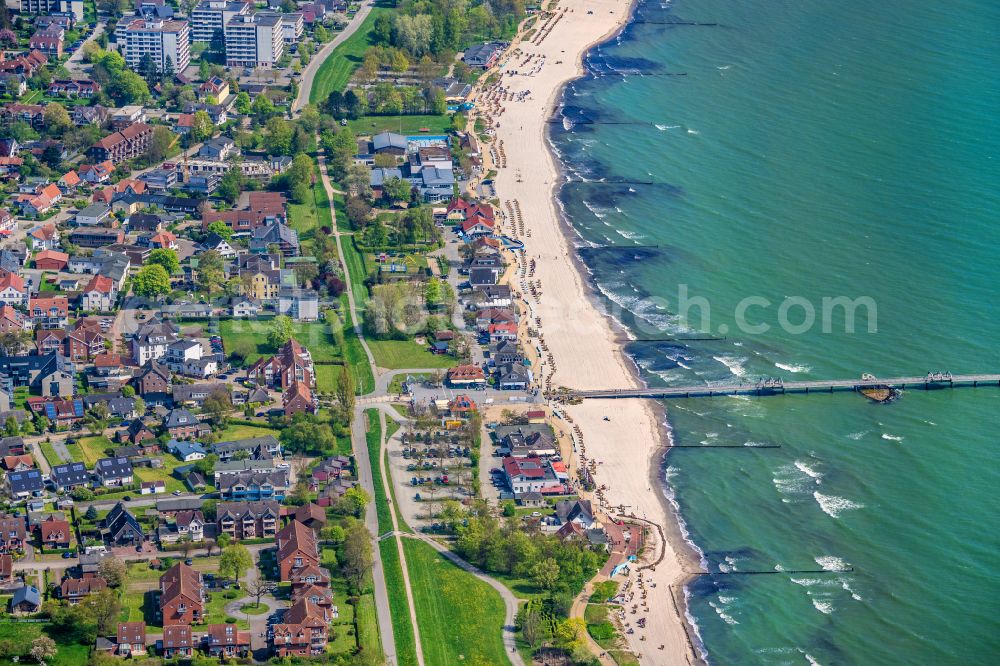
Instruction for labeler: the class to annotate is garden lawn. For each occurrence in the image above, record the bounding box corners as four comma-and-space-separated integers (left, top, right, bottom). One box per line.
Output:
346, 114, 452, 136
368, 339, 457, 370
134, 465, 186, 493
379, 539, 418, 666
204, 589, 251, 629
328, 579, 357, 654
216, 423, 282, 442
340, 234, 371, 307
38, 440, 67, 467
308, 4, 390, 104
74, 435, 114, 465
339, 297, 375, 394
218, 319, 341, 364
0, 623, 90, 666
403, 539, 510, 666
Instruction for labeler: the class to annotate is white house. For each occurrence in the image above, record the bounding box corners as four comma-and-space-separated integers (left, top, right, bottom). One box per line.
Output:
80, 274, 116, 312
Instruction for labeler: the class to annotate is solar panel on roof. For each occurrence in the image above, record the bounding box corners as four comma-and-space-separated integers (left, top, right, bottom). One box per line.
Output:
44, 404, 56, 419
72, 399, 84, 417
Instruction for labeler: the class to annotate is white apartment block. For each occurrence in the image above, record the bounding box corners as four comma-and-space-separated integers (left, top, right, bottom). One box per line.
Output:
281, 13, 304, 44
190, 0, 253, 43
21, 0, 83, 20
121, 18, 192, 73
225, 12, 283, 68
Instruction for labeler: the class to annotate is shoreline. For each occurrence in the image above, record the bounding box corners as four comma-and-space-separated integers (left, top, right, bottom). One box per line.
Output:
473, 1, 705, 664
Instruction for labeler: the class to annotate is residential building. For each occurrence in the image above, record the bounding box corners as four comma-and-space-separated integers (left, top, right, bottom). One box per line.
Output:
81, 274, 117, 311
0, 514, 26, 552
502, 456, 565, 495
217, 469, 288, 501
59, 575, 107, 604
76, 203, 112, 226
159, 563, 204, 624
250, 222, 299, 256
27, 222, 59, 250
103, 502, 144, 545
213, 435, 281, 462
280, 12, 303, 43
161, 624, 193, 657
247, 338, 314, 389
277, 287, 318, 321
174, 510, 205, 542
33, 250, 70, 272
190, 0, 252, 42
282, 381, 315, 417
48, 79, 100, 98
51, 461, 91, 492
6, 469, 44, 498
94, 457, 134, 487
215, 500, 280, 540
225, 12, 284, 68
10, 585, 40, 614
120, 18, 191, 73
38, 515, 71, 549
0, 304, 29, 332
204, 624, 251, 657
276, 520, 319, 582
90, 123, 154, 164
131, 319, 179, 365
463, 42, 504, 69
117, 622, 147, 656
163, 408, 204, 439
272, 599, 329, 656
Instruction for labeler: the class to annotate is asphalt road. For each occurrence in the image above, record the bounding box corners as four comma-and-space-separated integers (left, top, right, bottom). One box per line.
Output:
291, 1, 375, 113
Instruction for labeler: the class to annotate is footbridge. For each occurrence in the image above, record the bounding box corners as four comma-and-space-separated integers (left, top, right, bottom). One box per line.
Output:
556, 373, 1000, 400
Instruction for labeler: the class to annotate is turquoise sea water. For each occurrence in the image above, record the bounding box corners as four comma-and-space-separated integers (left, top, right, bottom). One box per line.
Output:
551, 1, 1000, 663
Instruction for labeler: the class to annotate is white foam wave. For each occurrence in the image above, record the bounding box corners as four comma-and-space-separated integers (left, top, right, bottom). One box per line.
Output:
813, 492, 863, 518
841, 580, 864, 601
794, 460, 823, 482
775, 362, 811, 373
846, 430, 867, 440
709, 600, 739, 625
687, 128, 700, 135
881, 433, 903, 442
713, 355, 748, 377
811, 599, 834, 615
815, 555, 849, 572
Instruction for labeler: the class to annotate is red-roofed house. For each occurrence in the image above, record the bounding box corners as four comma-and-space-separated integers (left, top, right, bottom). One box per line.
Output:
93, 179, 147, 204
89, 123, 153, 164
117, 621, 146, 656
0, 157, 24, 179
0, 305, 29, 332
159, 563, 205, 624
203, 624, 250, 657
0, 272, 28, 307
161, 625, 193, 658
38, 515, 71, 549
271, 599, 330, 656
176, 114, 194, 135
17, 184, 62, 216
0, 209, 13, 233
282, 381, 316, 417
447, 364, 486, 387
79, 160, 115, 184
488, 322, 518, 342
81, 274, 116, 312
28, 296, 69, 328
59, 170, 81, 190
276, 520, 319, 582
502, 456, 564, 494
28, 223, 59, 250
149, 231, 177, 249
34, 249, 69, 271
29, 30, 63, 58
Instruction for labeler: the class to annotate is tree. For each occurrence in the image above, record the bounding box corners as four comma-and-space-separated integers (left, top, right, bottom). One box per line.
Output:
373, 13, 393, 45
30, 636, 57, 665
264, 117, 293, 155
108, 70, 150, 105
85, 505, 98, 520
148, 125, 175, 162
345, 195, 371, 228
244, 578, 276, 607
207, 220, 234, 240
85, 588, 122, 635
190, 110, 214, 143
98, 557, 128, 588
234, 91, 252, 115
133, 264, 171, 298
3, 416, 17, 437
219, 544, 253, 582
217, 167, 245, 205
314, 24, 329, 43
196, 250, 225, 294
341, 523, 373, 591
202, 389, 232, 427
335, 367, 355, 416
382, 176, 411, 205
148, 248, 180, 274
252, 93, 275, 119
42, 103, 72, 136
531, 557, 560, 592
279, 413, 336, 455
267, 315, 294, 349
216, 533, 231, 551
138, 52, 159, 86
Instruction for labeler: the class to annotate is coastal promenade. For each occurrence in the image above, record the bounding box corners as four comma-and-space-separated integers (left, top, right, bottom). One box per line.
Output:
562, 373, 1000, 400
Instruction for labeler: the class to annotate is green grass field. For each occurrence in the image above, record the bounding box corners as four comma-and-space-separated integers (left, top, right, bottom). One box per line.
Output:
354, 593, 383, 663
403, 539, 510, 666
338, 297, 375, 394
74, 435, 114, 465
368, 339, 457, 370
346, 114, 452, 136
216, 423, 282, 442
38, 440, 67, 466
0, 622, 90, 666
365, 409, 419, 665
218, 319, 341, 364
309, 5, 390, 105
340, 234, 371, 307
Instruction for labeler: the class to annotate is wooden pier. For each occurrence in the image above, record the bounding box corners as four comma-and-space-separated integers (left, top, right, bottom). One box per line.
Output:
560, 374, 1000, 400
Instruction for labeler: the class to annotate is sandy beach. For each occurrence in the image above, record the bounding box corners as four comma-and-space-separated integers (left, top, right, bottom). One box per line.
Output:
471, 1, 703, 664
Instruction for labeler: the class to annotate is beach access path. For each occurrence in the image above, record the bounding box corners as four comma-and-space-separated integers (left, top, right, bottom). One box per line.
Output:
470, 1, 701, 664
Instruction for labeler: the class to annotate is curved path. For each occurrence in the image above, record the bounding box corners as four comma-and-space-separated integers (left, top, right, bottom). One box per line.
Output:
292, 0, 375, 113
401, 532, 525, 666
